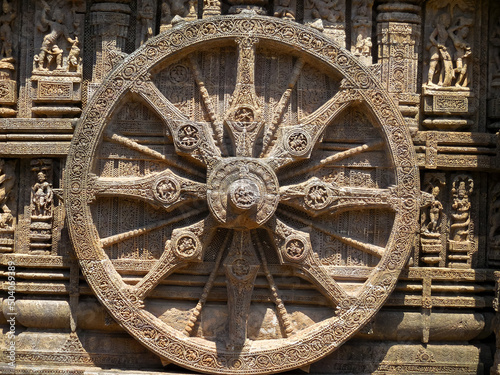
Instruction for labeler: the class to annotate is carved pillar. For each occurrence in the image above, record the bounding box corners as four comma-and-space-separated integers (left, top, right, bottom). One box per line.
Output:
376, 0, 421, 133
89, 0, 131, 93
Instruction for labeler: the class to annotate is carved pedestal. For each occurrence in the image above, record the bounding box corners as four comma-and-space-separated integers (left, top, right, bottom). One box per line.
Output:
31, 71, 82, 117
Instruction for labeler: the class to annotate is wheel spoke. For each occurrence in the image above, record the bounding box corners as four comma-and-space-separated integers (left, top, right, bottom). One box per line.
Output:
224, 37, 264, 157
103, 130, 205, 178
261, 58, 305, 156
267, 217, 352, 309
254, 232, 294, 337
184, 230, 231, 337
279, 177, 399, 217
132, 214, 218, 301
100, 207, 206, 248
223, 230, 260, 349
134, 79, 221, 166
88, 169, 206, 211
277, 208, 385, 258
279, 140, 384, 181
266, 89, 362, 170
188, 54, 227, 154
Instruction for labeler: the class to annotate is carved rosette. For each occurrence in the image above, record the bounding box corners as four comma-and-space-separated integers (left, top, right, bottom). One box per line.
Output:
65, 15, 419, 374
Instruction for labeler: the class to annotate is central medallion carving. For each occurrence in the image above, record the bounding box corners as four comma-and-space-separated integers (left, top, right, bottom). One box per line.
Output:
207, 158, 279, 229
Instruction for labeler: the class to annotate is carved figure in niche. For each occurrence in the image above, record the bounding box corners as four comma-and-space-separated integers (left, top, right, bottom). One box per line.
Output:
34, 0, 77, 71
491, 18, 500, 76
138, 0, 154, 44
426, 12, 454, 87
0, 0, 15, 60
449, 17, 472, 87
450, 175, 473, 242
274, 0, 295, 20
0, 159, 13, 228
310, 0, 344, 23
32, 171, 53, 217
420, 176, 445, 266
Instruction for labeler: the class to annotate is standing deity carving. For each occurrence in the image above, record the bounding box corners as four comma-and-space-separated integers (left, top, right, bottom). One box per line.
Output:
29, 159, 54, 253
448, 175, 474, 268
425, 4, 473, 89
448, 17, 472, 88
32, 171, 53, 218
34, 0, 78, 72
420, 176, 445, 266
0, 0, 15, 60
426, 13, 454, 87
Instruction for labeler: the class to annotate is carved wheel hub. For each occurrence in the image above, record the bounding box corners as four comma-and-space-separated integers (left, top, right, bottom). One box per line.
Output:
207, 158, 279, 228
65, 15, 420, 374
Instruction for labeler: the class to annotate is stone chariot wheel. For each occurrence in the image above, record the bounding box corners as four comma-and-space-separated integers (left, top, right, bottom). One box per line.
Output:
65, 14, 420, 374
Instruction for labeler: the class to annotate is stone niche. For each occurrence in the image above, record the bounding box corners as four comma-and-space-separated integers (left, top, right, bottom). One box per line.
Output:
0, 1, 499, 375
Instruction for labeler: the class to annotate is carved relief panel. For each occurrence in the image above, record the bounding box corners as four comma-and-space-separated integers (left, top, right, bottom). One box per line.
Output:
422, 0, 482, 131
31, 0, 85, 117
65, 15, 419, 374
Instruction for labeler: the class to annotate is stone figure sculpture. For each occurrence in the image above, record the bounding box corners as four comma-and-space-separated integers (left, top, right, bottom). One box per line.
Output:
34, 0, 77, 71
32, 171, 53, 217
449, 17, 473, 87
427, 12, 454, 87
0, 0, 15, 59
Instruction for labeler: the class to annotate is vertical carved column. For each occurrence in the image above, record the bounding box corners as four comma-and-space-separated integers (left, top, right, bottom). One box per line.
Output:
89, 0, 130, 93
376, 0, 421, 133
447, 174, 474, 268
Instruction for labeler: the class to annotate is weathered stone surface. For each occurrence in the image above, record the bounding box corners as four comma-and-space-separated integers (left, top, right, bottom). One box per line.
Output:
0, 0, 499, 374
